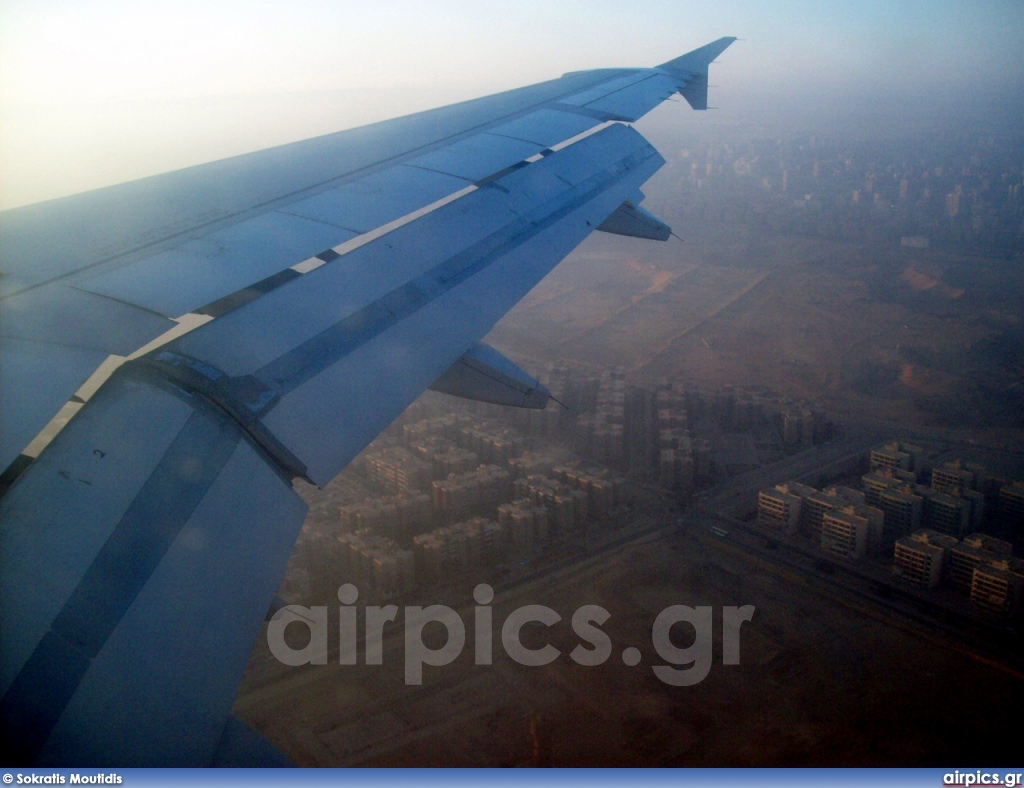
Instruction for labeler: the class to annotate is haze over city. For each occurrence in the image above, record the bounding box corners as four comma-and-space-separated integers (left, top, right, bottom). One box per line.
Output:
2, 0, 1023, 769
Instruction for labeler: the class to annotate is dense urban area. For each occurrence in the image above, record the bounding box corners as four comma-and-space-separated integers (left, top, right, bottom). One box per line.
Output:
277, 369, 1023, 623
657, 122, 1023, 257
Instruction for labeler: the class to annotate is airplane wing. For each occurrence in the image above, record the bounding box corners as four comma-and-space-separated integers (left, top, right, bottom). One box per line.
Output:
0, 37, 736, 765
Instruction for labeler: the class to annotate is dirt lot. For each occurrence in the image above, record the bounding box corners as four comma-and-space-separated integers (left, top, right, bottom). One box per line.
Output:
487, 221, 1023, 441
235, 518, 1024, 766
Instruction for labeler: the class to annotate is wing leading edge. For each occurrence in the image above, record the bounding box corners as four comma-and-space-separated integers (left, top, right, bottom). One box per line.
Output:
0, 38, 736, 764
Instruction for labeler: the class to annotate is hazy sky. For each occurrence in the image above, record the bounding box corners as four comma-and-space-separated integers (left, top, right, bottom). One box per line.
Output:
2, 0, 1022, 209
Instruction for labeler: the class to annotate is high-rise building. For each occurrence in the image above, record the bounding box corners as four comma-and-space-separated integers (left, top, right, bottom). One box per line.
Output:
998, 480, 1024, 529
369, 548, 416, 601
817, 486, 883, 546
364, 447, 432, 494
970, 560, 1024, 617
659, 444, 695, 493
757, 488, 802, 534
962, 533, 1012, 557
910, 529, 959, 549
922, 491, 971, 538
877, 487, 923, 540
946, 534, 1012, 594
515, 474, 590, 537
821, 509, 869, 560
862, 470, 915, 507
945, 189, 961, 217
801, 491, 838, 537
765, 481, 814, 532
338, 531, 416, 600
498, 499, 549, 553
931, 461, 975, 495
822, 486, 867, 507
862, 471, 894, 507
870, 442, 922, 474
339, 492, 434, 540
781, 408, 815, 449
893, 537, 945, 588
555, 464, 621, 518
431, 465, 513, 522
963, 488, 986, 530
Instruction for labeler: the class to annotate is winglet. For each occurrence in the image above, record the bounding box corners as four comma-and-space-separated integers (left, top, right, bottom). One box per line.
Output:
657, 37, 737, 111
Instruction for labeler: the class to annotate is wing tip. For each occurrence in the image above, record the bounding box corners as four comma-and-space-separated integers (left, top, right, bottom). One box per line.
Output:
656, 36, 738, 75
657, 37, 738, 111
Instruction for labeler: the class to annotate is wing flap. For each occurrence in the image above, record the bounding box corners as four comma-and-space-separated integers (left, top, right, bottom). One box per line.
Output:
171, 188, 528, 376
0, 375, 196, 695
0, 283, 175, 470
430, 342, 550, 409
0, 368, 307, 765
597, 199, 672, 240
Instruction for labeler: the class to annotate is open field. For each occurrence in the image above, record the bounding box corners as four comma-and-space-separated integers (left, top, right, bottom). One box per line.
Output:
487, 220, 1023, 442
235, 513, 1024, 766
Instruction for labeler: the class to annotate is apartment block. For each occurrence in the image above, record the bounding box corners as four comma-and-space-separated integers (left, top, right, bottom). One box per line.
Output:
757, 487, 802, 534
364, 447, 432, 494
338, 493, 433, 540
801, 491, 838, 537
998, 480, 1024, 529
877, 487, 923, 540
870, 441, 922, 474
821, 509, 869, 560
931, 461, 975, 495
497, 498, 550, 553
970, 560, 1024, 617
922, 491, 971, 538
337, 531, 417, 600
431, 465, 513, 522
515, 474, 590, 537
962, 532, 1012, 557
893, 536, 945, 588
946, 533, 1013, 594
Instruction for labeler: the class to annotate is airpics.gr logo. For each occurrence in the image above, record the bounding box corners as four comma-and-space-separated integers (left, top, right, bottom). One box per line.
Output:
267, 584, 755, 686
944, 773, 1023, 787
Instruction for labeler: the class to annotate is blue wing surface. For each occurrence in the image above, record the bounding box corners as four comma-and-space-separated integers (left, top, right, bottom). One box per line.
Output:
0, 38, 735, 764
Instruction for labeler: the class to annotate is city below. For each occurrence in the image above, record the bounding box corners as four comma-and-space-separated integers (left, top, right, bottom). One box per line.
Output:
234, 358, 1024, 766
